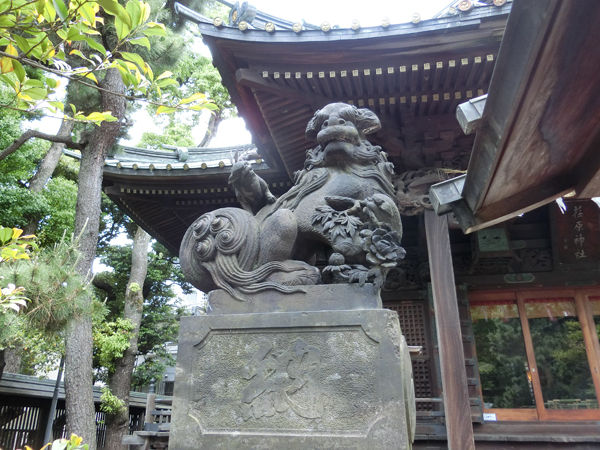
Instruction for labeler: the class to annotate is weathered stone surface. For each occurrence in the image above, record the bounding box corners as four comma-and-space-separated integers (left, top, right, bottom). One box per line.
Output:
206, 284, 382, 314
179, 103, 405, 300
170, 308, 412, 450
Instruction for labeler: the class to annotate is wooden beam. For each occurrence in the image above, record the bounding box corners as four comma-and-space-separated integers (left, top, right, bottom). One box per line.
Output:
574, 293, 600, 403
424, 210, 475, 450
515, 292, 547, 420
236, 68, 328, 105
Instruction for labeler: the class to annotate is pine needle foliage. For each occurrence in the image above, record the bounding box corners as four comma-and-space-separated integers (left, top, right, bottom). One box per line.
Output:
0, 233, 95, 333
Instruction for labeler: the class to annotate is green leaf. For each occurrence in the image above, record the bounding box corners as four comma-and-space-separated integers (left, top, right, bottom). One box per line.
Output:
156, 78, 178, 88
101, 112, 118, 122
42, 0, 56, 22
52, 0, 68, 20
125, 0, 142, 28
22, 87, 48, 100
0, 227, 12, 244
86, 112, 105, 121
119, 51, 144, 70
70, 103, 77, 115
66, 27, 86, 41
114, 16, 130, 41
85, 37, 106, 57
56, 29, 68, 40
0, 15, 15, 28
79, 2, 96, 24
129, 37, 150, 49
141, 23, 166, 37
84, 72, 98, 84
25, 79, 44, 87
49, 100, 64, 111
155, 70, 171, 81
96, 0, 131, 27
69, 49, 87, 61
178, 92, 207, 105
0, 74, 17, 90
12, 60, 25, 83
13, 35, 31, 54
156, 105, 177, 114
35, 0, 45, 15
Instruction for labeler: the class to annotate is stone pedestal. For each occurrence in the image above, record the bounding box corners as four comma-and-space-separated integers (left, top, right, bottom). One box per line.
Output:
170, 285, 415, 450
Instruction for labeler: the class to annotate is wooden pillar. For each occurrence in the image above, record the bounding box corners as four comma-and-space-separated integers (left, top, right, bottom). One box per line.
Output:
424, 210, 475, 450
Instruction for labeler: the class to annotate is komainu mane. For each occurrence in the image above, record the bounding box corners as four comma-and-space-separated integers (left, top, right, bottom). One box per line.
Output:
180, 103, 405, 300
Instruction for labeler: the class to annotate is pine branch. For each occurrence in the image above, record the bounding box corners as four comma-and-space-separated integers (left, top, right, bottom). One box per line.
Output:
0, 130, 86, 162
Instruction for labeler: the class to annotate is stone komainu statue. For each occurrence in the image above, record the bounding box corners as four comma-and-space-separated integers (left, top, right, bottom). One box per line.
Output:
180, 103, 405, 300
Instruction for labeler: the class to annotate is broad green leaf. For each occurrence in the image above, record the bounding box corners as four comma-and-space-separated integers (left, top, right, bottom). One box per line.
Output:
56, 29, 68, 40
70, 103, 77, 115
69, 49, 88, 60
25, 79, 44, 87
66, 27, 86, 41
0, 15, 15, 28
116, 59, 137, 71
42, 0, 56, 22
12, 60, 25, 82
178, 92, 207, 105
13, 35, 30, 54
85, 37, 106, 57
46, 77, 57, 88
96, 0, 131, 27
84, 72, 97, 83
49, 100, 64, 111
119, 51, 144, 70
114, 64, 130, 81
203, 102, 219, 111
155, 70, 171, 81
156, 78, 178, 88
114, 16, 131, 41
144, 63, 152, 81
79, 2, 95, 25
0, 228, 12, 244
35, 0, 46, 16
22, 87, 47, 100
101, 112, 118, 122
156, 105, 176, 115
0, 74, 17, 90
86, 112, 105, 121
129, 37, 150, 49
52, 0, 68, 20
140, 0, 150, 22
141, 23, 165, 36
125, 0, 141, 28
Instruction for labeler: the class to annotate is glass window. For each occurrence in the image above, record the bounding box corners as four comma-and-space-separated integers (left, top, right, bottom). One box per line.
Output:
524, 298, 597, 409
471, 300, 535, 409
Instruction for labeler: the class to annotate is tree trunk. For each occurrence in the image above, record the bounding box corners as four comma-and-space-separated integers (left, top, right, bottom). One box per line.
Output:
23, 119, 76, 236
65, 68, 126, 450
197, 110, 222, 147
104, 227, 151, 450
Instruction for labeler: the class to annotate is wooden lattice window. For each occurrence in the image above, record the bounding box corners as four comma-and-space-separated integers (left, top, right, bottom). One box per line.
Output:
385, 300, 436, 412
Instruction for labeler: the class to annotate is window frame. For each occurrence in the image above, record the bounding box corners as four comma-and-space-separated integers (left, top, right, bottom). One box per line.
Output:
469, 287, 600, 421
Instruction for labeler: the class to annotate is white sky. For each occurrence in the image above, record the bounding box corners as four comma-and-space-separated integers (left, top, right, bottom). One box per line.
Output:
249, 0, 453, 28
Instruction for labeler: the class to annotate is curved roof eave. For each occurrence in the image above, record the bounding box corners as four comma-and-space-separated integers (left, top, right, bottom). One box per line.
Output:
197, 3, 511, 45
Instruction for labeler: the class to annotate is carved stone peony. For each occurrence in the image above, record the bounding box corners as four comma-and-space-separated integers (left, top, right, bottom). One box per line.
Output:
180, 103, 405, 299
